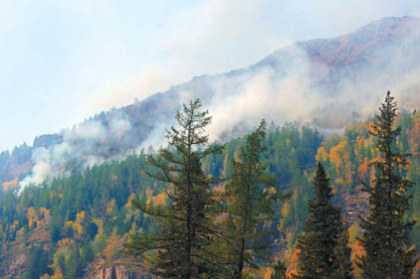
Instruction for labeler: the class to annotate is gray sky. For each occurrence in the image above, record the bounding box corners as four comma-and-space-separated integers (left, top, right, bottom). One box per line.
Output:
0, 0, 419, 151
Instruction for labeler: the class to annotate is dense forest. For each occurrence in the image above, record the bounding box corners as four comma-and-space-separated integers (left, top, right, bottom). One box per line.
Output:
0, 93, 418, 278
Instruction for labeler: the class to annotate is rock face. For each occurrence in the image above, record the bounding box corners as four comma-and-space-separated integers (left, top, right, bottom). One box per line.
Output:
2, 16, 420, 191
3, 254, 26, 279
259, 17, 420, 70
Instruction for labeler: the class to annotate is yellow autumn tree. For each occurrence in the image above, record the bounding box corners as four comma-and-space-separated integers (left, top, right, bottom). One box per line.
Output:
50, 266, 63, 279
104, 228, 122, 262
27, 207, 38, 229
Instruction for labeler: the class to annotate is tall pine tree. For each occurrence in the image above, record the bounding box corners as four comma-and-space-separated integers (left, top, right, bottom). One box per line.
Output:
294, 162, 343, 279
357, 91, 417, 279
124, 98, 225, 278
223, 120, 289, 278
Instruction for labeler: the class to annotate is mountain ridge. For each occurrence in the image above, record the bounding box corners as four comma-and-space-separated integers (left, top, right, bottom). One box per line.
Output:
2, 15, 420, 192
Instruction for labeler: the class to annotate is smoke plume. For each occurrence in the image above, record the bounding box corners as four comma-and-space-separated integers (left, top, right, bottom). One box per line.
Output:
18, 17, 420, 191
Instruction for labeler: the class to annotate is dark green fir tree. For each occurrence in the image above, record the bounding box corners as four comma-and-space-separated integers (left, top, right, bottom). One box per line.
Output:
124, 98, 225, 278
334, 229, 355, 279
357, 91, 417, 279
293, 162, 342, 279
223, 120, 290, 279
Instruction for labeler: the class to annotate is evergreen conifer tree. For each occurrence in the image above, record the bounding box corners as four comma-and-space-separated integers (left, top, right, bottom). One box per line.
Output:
334, 229, 355, 279
124, 98, 225, 278
357, 91, 417, 279
271, 260, 288, 279
223, 120, 289, 279
294, 162, 342, 279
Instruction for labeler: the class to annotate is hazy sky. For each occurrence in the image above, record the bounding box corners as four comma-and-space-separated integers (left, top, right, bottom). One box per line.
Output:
0, 0, 419, 151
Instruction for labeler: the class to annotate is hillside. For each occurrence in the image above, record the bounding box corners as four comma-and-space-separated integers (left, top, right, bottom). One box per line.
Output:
0, 17, 420, 194
0, 122, 322, 278
0, 109, 419, 278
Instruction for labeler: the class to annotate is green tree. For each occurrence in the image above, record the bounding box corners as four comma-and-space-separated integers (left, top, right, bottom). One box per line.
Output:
224, 120, 289, 278
357, 92, 417, 279
124, 98, 225, 278
294, 162, 342, 279
334, 229, 354, 279
271, 260, 288, 279
23, 244, 53, 279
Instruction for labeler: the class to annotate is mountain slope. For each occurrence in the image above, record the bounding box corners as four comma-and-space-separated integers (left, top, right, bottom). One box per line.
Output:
1, 111, 420, 278
2, 16, 420, 192
0, 123, 322, 278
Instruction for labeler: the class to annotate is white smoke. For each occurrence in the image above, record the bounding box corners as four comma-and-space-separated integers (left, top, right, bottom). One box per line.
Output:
205, 47, 321, 141
199, 19, 420, 140
19, 115, 132, 191
18, 17, 420, 191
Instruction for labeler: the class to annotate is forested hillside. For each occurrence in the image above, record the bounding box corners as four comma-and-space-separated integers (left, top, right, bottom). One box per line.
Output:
0, 16, 417, 278
0, 121, 322, 278
0, 105, 419, 278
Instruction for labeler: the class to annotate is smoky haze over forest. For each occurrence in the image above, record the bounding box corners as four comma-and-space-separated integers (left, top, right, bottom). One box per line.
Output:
15, 16, 420, 190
